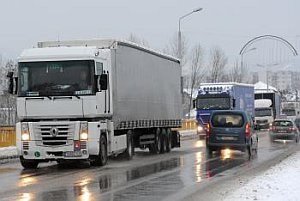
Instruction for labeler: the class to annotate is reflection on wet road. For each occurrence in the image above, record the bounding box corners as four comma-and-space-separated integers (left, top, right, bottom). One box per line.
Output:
0, 131, 299, 201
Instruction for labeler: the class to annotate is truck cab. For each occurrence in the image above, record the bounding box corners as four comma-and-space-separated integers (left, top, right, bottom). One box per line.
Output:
196, 83, 254, 138
254, 99, 274, 129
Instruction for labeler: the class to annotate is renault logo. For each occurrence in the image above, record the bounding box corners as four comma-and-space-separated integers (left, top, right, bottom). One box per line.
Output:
50, 127, 59, 137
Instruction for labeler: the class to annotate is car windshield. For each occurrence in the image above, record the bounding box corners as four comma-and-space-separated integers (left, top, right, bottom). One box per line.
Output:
18, 60, 95, 97
197, 97, 230, 110
255, 108, 272, 117
211, 113, 244, 128
273, 121, 293, 127
282, 109, 296, 116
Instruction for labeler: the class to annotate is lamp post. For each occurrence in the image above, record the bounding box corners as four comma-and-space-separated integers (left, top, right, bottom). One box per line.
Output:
178, 7, 203, 61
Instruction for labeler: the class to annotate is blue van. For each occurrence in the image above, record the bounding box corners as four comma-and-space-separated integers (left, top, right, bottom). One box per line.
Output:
206, 110, 258, 157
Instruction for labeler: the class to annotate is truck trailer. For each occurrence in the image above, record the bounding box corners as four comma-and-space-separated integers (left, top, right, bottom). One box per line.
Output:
8, 39, 182, 169
195, 83, 255, 138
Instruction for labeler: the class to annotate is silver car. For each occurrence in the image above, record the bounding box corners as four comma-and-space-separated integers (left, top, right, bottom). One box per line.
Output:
269, 119, 300, 142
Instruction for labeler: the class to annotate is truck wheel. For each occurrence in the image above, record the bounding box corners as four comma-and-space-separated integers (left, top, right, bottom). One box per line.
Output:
165, 129, 172, 152
20, 156, 38, 169
94, 134, 108, 166
125, 130, 134, 160
149, 128, 162, 154
160, 129, 167, 154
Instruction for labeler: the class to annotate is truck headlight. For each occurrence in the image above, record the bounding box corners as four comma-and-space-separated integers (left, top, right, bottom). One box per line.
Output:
197, 126, 203, 133
21, 123, 30, 141
80, 122, 88, 140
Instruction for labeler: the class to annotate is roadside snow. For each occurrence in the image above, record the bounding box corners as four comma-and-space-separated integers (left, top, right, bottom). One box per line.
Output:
0, 146, 18, 159
224, 151, 300, 201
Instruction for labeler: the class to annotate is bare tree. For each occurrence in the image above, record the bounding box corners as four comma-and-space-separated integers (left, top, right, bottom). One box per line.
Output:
186, 44, 205, 118
163, 33, 189, 67
229, 59, 247, 83
208, 47, 228, 83
127, 33, 149, 47
0, 59, 17, 125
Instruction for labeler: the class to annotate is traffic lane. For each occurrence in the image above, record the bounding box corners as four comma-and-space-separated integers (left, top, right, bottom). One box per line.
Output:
0, 131, 297, 201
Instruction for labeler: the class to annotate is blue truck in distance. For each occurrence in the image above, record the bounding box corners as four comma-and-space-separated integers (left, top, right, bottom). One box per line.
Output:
195, 83, 255, 138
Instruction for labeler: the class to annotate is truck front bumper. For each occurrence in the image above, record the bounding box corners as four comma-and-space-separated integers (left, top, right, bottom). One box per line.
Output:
20, 141, 89, 160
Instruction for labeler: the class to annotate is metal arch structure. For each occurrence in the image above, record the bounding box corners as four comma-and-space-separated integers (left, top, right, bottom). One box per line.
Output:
239, 35, 298, 56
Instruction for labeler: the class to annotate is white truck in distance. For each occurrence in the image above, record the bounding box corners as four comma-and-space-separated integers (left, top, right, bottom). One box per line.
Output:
282, 101, 300, 121
8, 39, 182, 169
254, 99, 273, 129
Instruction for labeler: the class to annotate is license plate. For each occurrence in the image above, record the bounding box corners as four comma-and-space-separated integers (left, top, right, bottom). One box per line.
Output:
64, 151, 82, 157
220, 136, 236, 140
278, 130, 287, 133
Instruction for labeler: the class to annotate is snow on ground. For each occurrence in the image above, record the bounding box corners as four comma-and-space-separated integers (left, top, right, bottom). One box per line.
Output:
224, 151, 300, 201
0, 146, 17, 159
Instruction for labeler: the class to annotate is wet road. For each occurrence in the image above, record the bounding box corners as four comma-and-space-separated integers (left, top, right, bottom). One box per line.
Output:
0, 131, 299, 201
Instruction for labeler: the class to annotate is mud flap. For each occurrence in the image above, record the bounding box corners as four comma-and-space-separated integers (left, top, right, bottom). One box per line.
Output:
171, 131, 180, 148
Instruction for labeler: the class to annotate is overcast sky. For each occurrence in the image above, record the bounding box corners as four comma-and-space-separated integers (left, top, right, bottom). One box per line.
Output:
0, 0, 299, 67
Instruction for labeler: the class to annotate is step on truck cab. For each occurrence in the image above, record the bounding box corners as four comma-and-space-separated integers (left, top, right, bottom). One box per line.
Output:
8, 39, 182, 169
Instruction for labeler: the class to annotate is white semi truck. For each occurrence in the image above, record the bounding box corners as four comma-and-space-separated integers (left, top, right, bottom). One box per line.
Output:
8, 39, 182, 169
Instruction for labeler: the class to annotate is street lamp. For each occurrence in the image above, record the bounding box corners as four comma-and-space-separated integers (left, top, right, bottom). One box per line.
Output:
178, 7, 203, 61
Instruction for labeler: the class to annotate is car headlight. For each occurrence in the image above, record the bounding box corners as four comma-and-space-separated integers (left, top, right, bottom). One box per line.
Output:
197, 126, 204, 132
21, 123, 30, 141
80, 122, 88, 140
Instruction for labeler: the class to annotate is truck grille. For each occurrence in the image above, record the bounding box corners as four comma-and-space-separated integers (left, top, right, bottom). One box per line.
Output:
33, 122, 75, 146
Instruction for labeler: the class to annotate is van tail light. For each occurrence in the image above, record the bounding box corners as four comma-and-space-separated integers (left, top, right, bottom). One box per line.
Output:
269, 126, 275, 131
245, 123, 250, 138
206, 123, 211, 136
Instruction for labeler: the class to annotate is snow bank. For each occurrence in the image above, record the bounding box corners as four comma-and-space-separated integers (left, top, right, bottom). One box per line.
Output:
0, 146, 18, 159
225, 151, 300, 201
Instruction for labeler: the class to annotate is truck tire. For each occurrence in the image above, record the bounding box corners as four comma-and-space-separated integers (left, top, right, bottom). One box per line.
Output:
94, 134, 108, 166
165, 129, 172, 152
160, 128, 167, 154
149, 128, 162, 154
20, 156, 39, 169
124, 130, 134, 160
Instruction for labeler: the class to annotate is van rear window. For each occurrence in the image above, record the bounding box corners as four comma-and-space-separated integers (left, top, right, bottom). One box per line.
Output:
212, 113, 244, 127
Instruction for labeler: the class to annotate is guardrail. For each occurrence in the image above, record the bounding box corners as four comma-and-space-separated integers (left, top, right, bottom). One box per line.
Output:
0, 126, 16, 147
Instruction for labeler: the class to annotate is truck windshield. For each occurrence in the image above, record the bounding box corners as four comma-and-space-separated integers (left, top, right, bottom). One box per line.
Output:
197, 97, 230, 110
18, 60, 95, 97
255, 108, 272, 117
282, 109, 296, 116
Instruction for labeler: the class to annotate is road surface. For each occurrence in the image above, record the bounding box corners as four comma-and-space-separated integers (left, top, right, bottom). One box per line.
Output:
0, 130, 298, 201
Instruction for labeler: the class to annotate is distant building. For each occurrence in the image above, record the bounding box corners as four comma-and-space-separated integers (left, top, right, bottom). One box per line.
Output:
252, 70, 300, 91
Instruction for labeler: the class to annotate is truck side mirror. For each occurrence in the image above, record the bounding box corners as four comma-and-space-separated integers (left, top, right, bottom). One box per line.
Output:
7, 72, 15, 94
233, 99, 236, 108
99, 74, 108, 90
192, 99, 196, 109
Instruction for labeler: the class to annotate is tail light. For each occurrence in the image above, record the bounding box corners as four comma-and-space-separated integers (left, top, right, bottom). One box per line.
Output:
288, 127, 296, 132
206, 123, 211, 136
269, 126, 275, 131
245, 123, 250, 138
